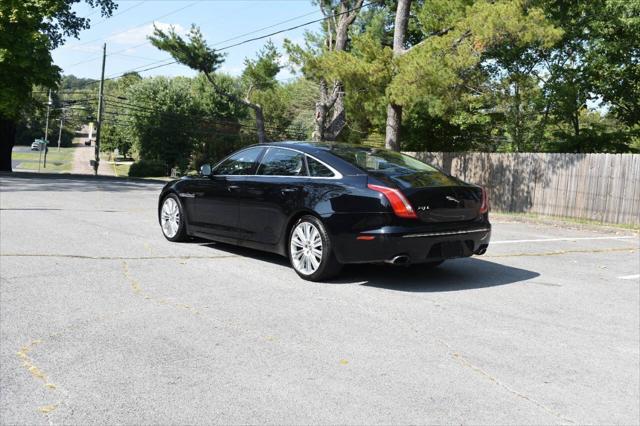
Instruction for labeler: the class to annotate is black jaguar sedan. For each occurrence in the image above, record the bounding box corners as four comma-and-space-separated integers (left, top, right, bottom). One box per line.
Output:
158, 142, 491, 281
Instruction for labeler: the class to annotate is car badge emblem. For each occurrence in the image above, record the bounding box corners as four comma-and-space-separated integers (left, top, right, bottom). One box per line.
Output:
446, 196, 461, 204
417, 206, 429, 211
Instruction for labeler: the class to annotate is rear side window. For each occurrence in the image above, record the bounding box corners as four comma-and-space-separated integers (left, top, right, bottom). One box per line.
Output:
215, 147, 263, 175
330, 146, 437, 174
257, 148, 306, 176
306, 156, 335, 177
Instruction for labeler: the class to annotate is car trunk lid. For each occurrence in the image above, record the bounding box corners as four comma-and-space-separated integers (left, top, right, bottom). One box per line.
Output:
368, 170, 483, 223
404, 185, 483, 223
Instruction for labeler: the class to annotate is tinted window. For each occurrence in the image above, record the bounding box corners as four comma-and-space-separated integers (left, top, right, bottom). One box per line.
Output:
330, 146, 437, 174
257, 148, 306, 176
215, 147, 263, 175
307, 156, 335, 177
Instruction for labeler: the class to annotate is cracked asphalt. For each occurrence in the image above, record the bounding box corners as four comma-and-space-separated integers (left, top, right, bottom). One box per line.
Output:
1, 174, 639, 425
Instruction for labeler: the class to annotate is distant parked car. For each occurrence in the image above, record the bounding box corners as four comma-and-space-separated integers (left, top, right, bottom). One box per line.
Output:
31, 141, 40, 151
157, 142, 491, 281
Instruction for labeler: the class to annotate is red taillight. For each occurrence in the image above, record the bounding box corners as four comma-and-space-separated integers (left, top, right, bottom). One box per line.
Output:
479, 187, 489, 214
368, 184, 417, 219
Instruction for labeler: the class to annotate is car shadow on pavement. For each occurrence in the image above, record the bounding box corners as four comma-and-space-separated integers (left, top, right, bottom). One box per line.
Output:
197, 240, 291, 267
196, 240, 539, 292
335, 258, 540, 292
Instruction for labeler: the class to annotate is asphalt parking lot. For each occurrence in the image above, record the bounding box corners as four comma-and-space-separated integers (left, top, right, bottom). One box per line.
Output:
1, 174, 639, 425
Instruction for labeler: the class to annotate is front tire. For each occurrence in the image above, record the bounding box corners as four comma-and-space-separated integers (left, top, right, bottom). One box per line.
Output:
288, 215, 342, 281
160, 194, 187, 242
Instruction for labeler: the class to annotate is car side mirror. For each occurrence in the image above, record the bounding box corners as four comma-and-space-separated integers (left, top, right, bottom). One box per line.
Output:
199, 164, 212, 176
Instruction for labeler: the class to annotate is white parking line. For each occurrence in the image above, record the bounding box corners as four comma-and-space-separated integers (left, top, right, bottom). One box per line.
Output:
618, 274, 640, 280
492, 236, 638, 244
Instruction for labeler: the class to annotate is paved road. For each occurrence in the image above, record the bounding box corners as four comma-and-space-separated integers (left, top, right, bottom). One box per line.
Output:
71, 141, 116, 176
1, 175, 639, 425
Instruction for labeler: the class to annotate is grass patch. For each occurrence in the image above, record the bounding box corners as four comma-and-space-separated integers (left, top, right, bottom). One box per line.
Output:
113, 162, 132, 177
13, 147, 75, 173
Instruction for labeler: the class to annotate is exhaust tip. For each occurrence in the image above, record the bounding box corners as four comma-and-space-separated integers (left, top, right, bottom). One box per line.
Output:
386, 255, 410, 265
474, 244, 489, 256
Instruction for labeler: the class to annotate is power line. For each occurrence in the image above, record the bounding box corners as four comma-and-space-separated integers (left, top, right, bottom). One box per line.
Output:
119, 0, 311, 1
211, 8, 321, 47
90, 1, 149, 27
101, 115, 307, 141
67, 50, 168, 70
100, 6, 324, 77
105, 58, 177, 79
102, 97, 308, 137
61, 1, 372, 92
102, 1, 373, 81
103, 99, 289, 132
60, 1, 198, 51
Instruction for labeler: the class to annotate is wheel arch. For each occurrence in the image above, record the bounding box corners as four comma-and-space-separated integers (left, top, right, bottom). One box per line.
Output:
158, 189, 177, 223
278, 209, 324, 256
158, 190, 192, 236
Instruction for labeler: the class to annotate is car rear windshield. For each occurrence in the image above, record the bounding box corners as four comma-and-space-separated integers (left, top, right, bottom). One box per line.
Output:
329, 146, 438, 175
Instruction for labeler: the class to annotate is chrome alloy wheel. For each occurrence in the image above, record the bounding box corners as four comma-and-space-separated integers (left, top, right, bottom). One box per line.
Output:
161, 197, 181, 238
290, 221, 323, 275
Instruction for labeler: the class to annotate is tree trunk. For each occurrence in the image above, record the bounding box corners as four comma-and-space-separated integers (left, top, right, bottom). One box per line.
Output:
334, 18, 350, 52
326, 83, 346, 140
385, 104, 402, 151
385, 0, 412, 152
314, 102, 327, 141
204, 72, 266, 144
513, 80, 521, 152
252, 104, 267, 144
314, 0, 363, 141
0, 115, 16, 172
313, 80, 329, 141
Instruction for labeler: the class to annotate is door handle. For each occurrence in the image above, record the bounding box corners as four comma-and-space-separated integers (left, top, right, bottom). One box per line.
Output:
227, 185, 240, 191
281, 188, 298, 193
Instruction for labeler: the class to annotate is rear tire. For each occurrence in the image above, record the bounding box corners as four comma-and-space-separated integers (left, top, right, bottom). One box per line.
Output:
160, 194, 188, 242
288, 215, 342, 281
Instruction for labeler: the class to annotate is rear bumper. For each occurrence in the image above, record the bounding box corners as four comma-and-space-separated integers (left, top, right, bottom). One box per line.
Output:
331, 223, 491, 264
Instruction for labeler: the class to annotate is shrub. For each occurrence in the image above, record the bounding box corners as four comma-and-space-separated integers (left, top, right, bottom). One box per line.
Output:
128, 160, 166, 177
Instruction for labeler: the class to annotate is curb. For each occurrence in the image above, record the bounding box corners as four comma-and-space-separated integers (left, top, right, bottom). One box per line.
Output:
0, 171, 170, 184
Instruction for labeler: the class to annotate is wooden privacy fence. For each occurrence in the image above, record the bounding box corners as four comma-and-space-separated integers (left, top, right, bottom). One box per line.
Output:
405, 152, 640, 226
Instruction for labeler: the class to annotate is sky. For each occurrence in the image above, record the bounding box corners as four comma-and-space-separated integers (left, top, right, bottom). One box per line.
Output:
53, 0, 322, 82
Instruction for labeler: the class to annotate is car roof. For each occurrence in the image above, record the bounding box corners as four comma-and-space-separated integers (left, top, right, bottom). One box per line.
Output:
265, 141, 370, 155
260, 141, 371, 175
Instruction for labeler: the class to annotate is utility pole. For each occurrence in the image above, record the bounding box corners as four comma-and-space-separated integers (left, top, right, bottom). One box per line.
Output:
57, 110, 65, 152
42, 89, 52, 169
93, 43, 106, 175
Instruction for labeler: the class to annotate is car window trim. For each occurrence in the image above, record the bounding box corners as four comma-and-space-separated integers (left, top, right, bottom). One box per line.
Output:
212, 146, 265, 176
215, 145, 343, 179
256, 147, 307, 177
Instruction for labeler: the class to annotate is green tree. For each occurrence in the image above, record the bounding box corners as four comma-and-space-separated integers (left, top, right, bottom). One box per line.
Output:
122, 77, 201, 171
98, 71, 249, 173
522, 0, 640, 152
100, 124, 131, 159
388, 0, 561, 150
285, 0, 365, 141
149, 25, 268, 144
0, 0, 116, 171
313, 0, 560, 151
